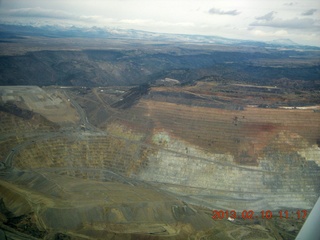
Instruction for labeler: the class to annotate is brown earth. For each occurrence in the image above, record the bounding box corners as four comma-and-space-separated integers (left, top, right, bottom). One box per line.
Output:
0, 83, 319, 239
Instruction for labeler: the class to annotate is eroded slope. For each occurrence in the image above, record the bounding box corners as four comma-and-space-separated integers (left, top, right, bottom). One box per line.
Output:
0, 84, 319, 239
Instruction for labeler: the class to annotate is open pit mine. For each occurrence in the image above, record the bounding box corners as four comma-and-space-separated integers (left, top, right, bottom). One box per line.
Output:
0, 82, 319, 239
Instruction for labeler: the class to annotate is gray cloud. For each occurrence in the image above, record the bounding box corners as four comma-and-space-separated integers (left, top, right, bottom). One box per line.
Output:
255, 11, 276, 21
301, 9, 317, 16
284, 2, 296, 6
7, 7, 76, 20
250, 17, 319, 30
208, 8, 240, 16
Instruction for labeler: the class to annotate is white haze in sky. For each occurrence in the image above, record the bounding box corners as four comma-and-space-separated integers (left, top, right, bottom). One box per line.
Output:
0, 0, 319, 46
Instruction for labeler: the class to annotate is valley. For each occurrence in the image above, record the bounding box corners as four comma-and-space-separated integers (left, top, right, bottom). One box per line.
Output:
0, 27, 319, 239
0, 81, 319, 239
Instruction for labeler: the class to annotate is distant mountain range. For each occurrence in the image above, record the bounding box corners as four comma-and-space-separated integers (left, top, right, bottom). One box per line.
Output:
268, 38, 298, 46
0, 23, 319, 50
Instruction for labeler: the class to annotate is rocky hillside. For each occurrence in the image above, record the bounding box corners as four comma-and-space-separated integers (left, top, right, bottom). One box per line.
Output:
1, 83, 319, 239
0, 36, 319, 89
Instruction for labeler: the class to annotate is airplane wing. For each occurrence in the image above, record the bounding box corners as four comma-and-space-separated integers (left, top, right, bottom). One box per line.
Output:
295, 197, 320, 240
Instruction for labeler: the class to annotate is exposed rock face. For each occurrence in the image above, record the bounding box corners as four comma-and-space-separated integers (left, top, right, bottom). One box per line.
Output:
8, 92, 320, 212
137, 131, 319, 210
298, 145, 320, 166
1, 85, 319, 239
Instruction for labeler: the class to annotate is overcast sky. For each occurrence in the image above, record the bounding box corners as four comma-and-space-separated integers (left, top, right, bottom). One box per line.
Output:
0, 0, 319, 46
